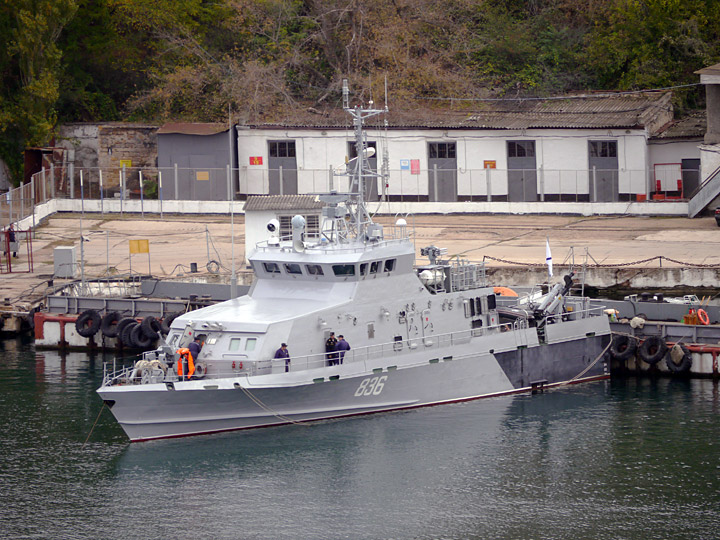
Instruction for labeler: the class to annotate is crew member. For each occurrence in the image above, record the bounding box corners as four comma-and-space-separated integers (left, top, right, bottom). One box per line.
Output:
336, 335, 351, 364
274, 343, 290, 372
325, 332, 338, 366
188, 335, 203, 362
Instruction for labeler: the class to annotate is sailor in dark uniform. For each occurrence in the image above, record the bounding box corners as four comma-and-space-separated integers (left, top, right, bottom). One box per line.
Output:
325, 332, 338, 365
336, 335, 350, 364
274, 343, 290, 372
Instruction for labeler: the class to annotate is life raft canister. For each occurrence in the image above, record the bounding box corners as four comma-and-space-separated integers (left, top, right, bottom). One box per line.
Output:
176, 347, 195, 378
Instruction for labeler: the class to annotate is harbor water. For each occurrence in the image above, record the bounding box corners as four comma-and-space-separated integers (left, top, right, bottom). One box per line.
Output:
1, 337, 719, 540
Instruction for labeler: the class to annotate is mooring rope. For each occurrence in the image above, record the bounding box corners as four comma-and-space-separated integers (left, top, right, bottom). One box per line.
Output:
238, 383, 309, 426
563, 338, 613, 385
82, 403, 106, 449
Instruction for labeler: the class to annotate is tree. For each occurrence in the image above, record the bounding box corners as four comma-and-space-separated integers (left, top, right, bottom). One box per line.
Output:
0, 0, 77, 185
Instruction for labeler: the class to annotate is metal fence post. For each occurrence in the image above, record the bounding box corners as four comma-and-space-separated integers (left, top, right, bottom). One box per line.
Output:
158, 170, 163, 218
139, 169, 144, 217
592, 166, 597, 202
329, 165, 334, 192
99, 169, 104, 214
31, 176, 36, 232
50, 163, 55, 198
539, 165, 545, 202
227, 164, 231, 201
432, 164, 438, 202
174, 163, 179, 200
486, 167, 492, 202
80, 169, 84, 216
69, 162, 75, 199
41, 167, 47, 203
279, 166, 284, 196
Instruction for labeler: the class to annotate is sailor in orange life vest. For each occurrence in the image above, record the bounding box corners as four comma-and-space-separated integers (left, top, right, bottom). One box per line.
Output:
177, 336, 203, 381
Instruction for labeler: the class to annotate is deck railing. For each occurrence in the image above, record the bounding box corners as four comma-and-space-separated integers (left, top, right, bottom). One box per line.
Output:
102, 304, 607, 386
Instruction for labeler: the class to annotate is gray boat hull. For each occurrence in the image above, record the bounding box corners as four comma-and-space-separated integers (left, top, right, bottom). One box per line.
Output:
99, 334, 609, 442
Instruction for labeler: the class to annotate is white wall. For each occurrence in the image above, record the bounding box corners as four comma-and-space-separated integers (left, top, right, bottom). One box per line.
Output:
237, 126, 651, 198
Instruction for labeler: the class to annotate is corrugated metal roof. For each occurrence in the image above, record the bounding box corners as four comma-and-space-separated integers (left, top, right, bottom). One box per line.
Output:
650, 111, 706, 140
244, 195, 323, 212
158, 122, 229, 136
243, 92, 673, 132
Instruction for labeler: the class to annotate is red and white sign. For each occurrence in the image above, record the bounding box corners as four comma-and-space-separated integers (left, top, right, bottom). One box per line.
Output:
410, 159, 420, 175
249, 156, 263, 165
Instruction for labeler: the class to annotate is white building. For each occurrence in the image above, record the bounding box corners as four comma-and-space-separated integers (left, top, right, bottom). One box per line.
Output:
236, 92, 702, 204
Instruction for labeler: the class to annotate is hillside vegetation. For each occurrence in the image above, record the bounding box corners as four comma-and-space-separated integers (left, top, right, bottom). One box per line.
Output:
1, 0, 720, 183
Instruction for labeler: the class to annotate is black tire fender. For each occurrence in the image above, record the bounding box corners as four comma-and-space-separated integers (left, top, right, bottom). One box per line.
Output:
160, 311, 183, 335
75, 309, 101, 338
638, 336, 667, 365
610, 334, 637, 361
140, 316, 162, 340
665, 344, 692, 374
131, 323, 153, 349
117, 318, 138, 346
101, 311, 122, 338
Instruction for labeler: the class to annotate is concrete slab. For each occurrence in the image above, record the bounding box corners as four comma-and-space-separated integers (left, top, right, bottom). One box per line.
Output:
1, 212, 719, 308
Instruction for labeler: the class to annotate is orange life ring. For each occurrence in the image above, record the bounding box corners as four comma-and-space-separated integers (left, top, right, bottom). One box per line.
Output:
697, 309, 710, 326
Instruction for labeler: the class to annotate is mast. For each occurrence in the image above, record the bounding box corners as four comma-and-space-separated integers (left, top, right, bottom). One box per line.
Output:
341, 79, 388, 240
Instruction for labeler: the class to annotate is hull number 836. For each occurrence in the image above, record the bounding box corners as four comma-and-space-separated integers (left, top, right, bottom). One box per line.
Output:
354, 375, 388, 397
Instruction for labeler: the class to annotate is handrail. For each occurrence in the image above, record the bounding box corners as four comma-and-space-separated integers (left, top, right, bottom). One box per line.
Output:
102, 304, 607, 386
686, 162, 720, 200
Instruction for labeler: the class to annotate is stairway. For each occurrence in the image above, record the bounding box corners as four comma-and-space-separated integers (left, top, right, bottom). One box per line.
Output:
688, 164, 720, 217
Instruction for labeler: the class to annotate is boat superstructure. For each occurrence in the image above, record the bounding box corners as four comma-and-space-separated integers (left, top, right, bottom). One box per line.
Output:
98, 85, 612, 442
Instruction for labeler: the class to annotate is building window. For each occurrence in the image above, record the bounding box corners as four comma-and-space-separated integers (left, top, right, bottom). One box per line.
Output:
508, 141, 535, 158
269, 141, 296, 158
279, 214, 320, 240
589, 141, 617, 158
429, 142, 456, 159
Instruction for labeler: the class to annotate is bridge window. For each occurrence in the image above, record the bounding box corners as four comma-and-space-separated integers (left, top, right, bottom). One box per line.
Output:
384, 259, 396, 272
333, 264, 356, 276
359, 263, 368, 276
229, 338, 242, 351
263, 262, 280, 274
245, 338, 257, 351
370, 261, 380, 274
284, 263, 302, 274
306, 264, 324, 275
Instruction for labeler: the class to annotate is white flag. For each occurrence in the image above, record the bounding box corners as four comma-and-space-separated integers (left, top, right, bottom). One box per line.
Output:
545, 237, 553, 278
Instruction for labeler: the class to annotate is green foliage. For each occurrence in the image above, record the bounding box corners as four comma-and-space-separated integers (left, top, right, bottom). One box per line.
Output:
2, 0, 720, 181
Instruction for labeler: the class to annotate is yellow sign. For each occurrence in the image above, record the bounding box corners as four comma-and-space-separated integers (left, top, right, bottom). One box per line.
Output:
196, 171, 210, 181
484, 160, 497, 169
119, 159, 132, 168
129, 239, 149, 254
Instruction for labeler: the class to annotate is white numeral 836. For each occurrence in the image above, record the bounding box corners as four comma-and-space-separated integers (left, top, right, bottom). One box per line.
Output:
354, 375, 388, 397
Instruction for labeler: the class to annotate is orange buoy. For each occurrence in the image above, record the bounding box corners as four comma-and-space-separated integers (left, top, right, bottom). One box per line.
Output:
697, 308, 710, 326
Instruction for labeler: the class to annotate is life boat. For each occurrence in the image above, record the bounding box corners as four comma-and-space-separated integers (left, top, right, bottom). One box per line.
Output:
493, 286, 518, 297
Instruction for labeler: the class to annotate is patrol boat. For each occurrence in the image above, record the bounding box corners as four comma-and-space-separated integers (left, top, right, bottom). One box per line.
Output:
98, 90, 613, 442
